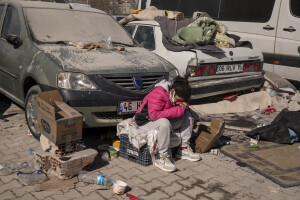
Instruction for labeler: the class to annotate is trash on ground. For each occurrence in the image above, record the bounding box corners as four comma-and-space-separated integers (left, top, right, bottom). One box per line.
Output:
250, 138, 259, 148
16, 170, 48, 185
27, 129, 32, 135
195, 118, 225, 153
126, 193, 141, 200
264, 71, 296, 95
223, 94, 238, 101
112, 140, 120, 148
113, 180, 128, 195
109, 146, 119, 159
261, 106, 276, 115
1, 119, 8, 122
78, 170, 114, 189
246, 109, 300, 144
34, 176, 78, 192
0, 164, 14, 176
210, 149, 220, 156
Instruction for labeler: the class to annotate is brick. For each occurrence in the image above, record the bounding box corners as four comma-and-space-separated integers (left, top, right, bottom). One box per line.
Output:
157, 173, 181, 185
0, 180, 23, 193
140, 190, 168, 200
142, 179, 167, 192
177, 176, 199, 189
97, 188, 115, 199
0, 190, 16, 200
191, 163, 212, 174
63, 189, 83, 199
205, 191, 226, 200
15, 193, 37, 200
76, 184, 100, 196
100, 165, 125, 177
127, 186, 148, 197
80, 191, 105, 200
117, 168, 144, 180
0, 173, 18, 183
182, 186, 206, 199
12, 185, 34, 197
161, 182, 183, 196
125, 177, 146, 188
138, 171, 161, 182
32, 190, 63, 199
169, 193, 193, 200
175, 169, 198, 179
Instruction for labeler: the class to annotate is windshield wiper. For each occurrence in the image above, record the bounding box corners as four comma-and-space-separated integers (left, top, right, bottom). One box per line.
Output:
112, 41, 135, 47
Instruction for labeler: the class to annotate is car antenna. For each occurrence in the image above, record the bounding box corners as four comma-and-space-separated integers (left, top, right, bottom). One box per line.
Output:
68, 3, 73, 9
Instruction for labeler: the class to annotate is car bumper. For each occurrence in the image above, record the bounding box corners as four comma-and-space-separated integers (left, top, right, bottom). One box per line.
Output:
189, 73, 265, 99
58, 89, 143, 127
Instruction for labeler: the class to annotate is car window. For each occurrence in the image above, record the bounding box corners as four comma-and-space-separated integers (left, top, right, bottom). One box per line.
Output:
1, 6, 21, 39
134, 25, 155, 51
291, 0, 300, 17
124, 25, 136, 36
218, 0, 275, 22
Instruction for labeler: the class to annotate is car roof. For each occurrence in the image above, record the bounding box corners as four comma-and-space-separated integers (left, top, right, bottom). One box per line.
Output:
127, 20, 160, 26
1, 0, 105, 14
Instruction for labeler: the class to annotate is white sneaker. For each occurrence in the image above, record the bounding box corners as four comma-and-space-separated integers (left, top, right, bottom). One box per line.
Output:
154, 156, 177, 172
176, 146, 201, 162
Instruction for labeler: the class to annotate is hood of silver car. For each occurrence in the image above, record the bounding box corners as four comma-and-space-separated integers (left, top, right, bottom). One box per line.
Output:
39, 45, 175, 74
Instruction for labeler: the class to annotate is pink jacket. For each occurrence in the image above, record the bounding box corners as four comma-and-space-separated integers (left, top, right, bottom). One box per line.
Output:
135, 81, 184, 124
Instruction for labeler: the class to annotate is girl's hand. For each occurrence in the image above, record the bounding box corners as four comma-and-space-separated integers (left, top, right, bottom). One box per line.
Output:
179, 102, 189, 110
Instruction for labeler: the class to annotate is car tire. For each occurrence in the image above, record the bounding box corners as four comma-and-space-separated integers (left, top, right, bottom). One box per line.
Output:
25, 85, 42, 140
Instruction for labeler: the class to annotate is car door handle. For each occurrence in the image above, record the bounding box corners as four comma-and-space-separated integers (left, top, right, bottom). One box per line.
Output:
283, 26, 296, 32
263, 25, 275, 31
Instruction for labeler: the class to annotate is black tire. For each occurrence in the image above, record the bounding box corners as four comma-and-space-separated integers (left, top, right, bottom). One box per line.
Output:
25, 85, 42, 140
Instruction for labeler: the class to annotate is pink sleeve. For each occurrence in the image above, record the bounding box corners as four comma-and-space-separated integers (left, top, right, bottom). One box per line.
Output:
148, 93, 184, 121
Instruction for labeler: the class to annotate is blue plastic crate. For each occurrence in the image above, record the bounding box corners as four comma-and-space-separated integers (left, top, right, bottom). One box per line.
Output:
119, 134, 152, 166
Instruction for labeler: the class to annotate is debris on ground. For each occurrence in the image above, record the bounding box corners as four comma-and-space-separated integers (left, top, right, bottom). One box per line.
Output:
0, 164, 14, 176
34, 176, 78, 192
113, 180, 128, 195
16, 170, 48, 186
78, 170, 114, 189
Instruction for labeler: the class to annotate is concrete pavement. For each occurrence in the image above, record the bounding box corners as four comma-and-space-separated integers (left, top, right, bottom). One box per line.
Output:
0, 94, 299, 200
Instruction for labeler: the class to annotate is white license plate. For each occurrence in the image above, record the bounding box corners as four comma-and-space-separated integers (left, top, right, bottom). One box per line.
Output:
216, 64, 244, 74
118, 101, 142, 114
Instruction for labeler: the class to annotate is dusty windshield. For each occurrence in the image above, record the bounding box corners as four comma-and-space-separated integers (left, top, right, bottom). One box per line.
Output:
24, 8, 134, 45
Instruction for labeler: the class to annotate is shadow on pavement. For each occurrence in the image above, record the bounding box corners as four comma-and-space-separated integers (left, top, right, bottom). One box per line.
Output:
0, 93, 12, 120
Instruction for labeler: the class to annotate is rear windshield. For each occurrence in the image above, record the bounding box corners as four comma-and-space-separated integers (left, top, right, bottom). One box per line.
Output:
24, 8, 134, 45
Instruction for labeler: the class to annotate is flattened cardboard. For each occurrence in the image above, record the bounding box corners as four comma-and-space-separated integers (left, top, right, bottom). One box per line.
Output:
35, 90, 83, 145
195, 119, 225, 153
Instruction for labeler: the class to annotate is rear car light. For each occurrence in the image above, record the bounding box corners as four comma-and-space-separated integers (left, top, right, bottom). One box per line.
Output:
244, 62, 263, 72
196, 65, 216, 76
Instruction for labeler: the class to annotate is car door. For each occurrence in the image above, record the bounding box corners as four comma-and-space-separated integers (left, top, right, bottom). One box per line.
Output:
0, 5, 23, 97
274, 0, 300, 81
0, 4, 7, 91
217, 0, 281, 73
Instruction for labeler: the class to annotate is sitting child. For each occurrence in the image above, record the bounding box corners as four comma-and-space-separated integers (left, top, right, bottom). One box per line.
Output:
134, 76, 201, 172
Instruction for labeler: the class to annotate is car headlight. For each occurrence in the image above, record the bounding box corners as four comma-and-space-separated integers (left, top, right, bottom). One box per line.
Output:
168, 69, 179, 83
57, 72, 98, 90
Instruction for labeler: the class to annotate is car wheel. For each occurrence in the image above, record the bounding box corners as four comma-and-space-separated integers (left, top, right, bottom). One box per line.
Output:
25, 85, 42, 140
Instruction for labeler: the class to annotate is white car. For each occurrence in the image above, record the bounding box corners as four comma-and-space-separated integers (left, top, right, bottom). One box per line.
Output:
125, 20, 265, 99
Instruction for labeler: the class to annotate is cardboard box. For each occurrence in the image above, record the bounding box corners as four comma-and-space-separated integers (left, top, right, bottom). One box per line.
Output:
35, 90, 83, 145
195, 119, 225, 153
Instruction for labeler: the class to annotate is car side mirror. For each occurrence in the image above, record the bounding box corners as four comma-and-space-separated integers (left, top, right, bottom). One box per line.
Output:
6, 34, 23, 48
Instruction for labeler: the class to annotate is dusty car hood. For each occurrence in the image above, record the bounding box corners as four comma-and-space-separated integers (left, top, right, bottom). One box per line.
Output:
39, 45, 174, 74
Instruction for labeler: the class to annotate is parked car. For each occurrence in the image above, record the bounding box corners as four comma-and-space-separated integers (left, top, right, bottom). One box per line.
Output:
0, 0, 177, 139
140, 0, 300, 82
125, 20, 265, 99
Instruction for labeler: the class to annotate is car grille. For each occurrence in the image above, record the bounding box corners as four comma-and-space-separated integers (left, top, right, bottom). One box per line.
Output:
103, 75, 164, 91
94, 112, 135, 120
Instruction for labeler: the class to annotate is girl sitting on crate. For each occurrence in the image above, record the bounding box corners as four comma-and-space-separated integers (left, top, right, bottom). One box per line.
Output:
134, 76, 201, 172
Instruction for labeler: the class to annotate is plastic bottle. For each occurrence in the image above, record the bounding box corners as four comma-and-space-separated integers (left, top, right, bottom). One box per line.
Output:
78, 170, 114, 187
0, 164, 14, 176
16, 170, 48, 185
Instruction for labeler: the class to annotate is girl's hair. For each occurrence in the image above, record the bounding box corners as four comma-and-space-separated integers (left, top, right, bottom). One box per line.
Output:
170, 76, 191, 101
